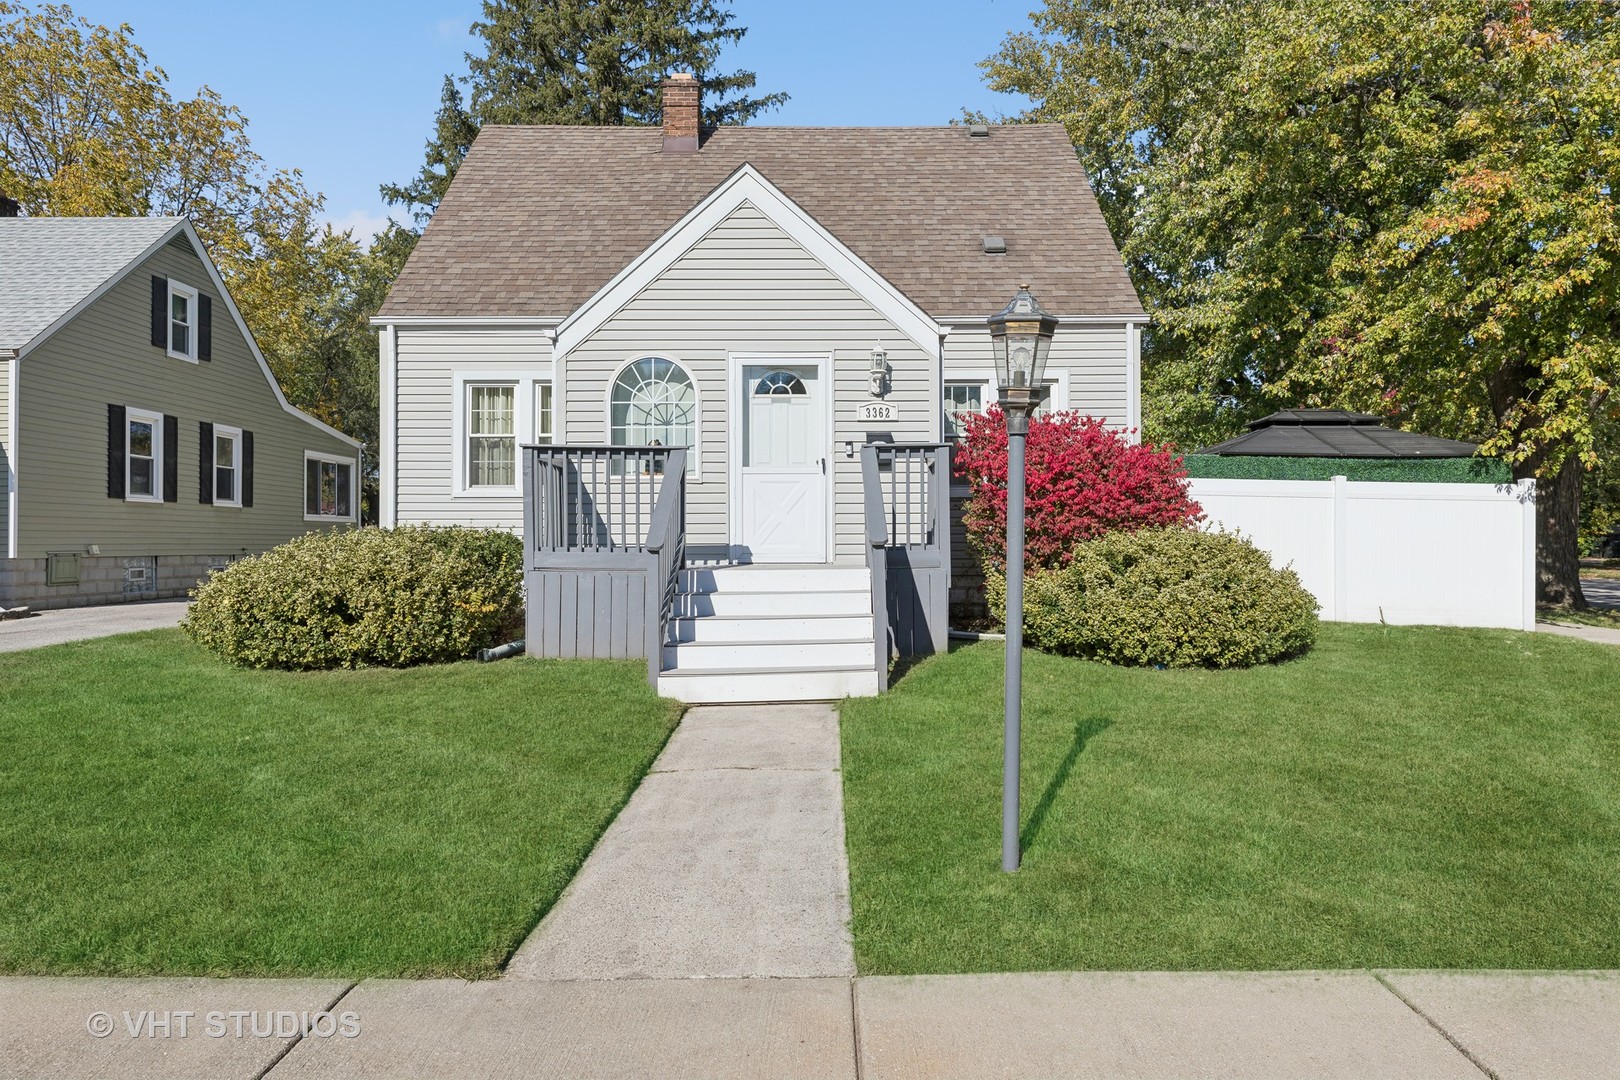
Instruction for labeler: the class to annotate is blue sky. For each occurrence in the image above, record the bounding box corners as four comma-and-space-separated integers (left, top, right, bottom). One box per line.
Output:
63, 1, 1036, 240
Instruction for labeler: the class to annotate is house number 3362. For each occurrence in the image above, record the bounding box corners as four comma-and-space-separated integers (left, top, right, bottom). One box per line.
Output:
858, 402, 897, 422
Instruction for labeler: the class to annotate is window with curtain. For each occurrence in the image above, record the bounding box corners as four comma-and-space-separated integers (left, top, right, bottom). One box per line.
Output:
467, 384, 517, 487
610, 357, 695, 449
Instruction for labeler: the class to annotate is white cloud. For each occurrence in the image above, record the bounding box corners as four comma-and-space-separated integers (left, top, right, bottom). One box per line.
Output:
436, 17, 469, 40
325, 209, 392, 244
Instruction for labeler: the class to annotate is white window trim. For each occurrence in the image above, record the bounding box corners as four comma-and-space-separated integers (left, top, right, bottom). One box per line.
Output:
125, 407, 164, 504
212, 423, 243, 508
450, 369, 552, 498
303, 450, 357, 523
166, 279, 200, 363
602, 355, 703, 480
942, 369, 1070, 431
944, 370, 1069, 493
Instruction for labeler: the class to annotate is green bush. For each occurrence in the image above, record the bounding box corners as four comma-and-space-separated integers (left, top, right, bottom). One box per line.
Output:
183, 526, 524, 670
989, 527, 1318, 668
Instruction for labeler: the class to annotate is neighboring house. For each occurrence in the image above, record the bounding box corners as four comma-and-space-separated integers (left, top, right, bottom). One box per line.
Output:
374, 73, 1144, 701
0, 214, 362, 610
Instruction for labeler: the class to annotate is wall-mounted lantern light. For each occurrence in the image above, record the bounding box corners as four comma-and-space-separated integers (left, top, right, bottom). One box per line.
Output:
868, 345, 889, 398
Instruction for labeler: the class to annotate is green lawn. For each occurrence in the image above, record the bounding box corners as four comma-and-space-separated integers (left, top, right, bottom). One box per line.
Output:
0, 631, 681, 978
841, 624, 1620, 974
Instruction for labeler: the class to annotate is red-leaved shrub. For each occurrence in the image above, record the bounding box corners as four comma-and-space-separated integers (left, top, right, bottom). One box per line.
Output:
953, 409, 1201, 571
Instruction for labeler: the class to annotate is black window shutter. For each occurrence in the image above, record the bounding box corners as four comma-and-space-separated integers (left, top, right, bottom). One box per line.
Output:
107, 404, 126, 499
198, 295, 212, 360
150, 276, 167, 348
162, 415, 179, 503
242, 431, 254, 508
198, 421, 214, 504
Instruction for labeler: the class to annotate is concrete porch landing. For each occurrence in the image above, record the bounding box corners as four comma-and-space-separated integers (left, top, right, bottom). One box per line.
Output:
504, 703, 856, 980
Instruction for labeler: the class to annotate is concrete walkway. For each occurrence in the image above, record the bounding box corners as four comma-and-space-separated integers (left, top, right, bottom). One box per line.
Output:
506, 703, 856, 979
7, 970, 1618, 1079
1537, 620, 1620, 646
0, 600, 189, 653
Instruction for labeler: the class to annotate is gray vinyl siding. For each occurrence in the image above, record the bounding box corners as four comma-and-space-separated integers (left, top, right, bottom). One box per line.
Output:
943, 324, 1131, 428
564, 201, 937, 564
393, 328, 555, 529
15, 236, 358, 558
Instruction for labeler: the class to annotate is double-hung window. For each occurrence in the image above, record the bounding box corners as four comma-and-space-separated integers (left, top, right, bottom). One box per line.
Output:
305, 453, 355, 521
213, 425, 242, 506
167, 281, 198, 361
126, 409, 163, 502
451, 372, 552, 495
944, 378, 1058, 439
467, 384, 517, 487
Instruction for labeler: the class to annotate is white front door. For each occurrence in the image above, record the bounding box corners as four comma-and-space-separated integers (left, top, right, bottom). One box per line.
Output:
736, 363, 828, 562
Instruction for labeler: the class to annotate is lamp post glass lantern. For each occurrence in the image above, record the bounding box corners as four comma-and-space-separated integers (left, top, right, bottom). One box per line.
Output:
988, 284, 1057, 872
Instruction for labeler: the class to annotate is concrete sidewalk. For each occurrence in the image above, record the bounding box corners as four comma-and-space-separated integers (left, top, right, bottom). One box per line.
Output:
7, 970, 1617, 1079
0, 600, 189, 652
505, 703, 856, 979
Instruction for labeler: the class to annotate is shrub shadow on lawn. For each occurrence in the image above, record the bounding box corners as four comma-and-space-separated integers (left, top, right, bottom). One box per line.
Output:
1022, 716, 1111, 853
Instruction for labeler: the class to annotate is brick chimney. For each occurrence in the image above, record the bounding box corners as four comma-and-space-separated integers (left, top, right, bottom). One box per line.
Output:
662, 72, 700, 153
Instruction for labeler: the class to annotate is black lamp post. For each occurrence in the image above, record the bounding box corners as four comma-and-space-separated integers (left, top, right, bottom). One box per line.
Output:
988, 284, 1058, 873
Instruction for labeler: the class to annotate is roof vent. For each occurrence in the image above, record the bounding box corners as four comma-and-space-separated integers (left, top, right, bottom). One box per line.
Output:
982, 235, 1007, 255
968, 124, 991, 138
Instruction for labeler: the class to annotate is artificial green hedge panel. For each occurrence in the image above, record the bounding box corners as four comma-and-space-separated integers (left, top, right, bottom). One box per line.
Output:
1181, 454, 1512, 484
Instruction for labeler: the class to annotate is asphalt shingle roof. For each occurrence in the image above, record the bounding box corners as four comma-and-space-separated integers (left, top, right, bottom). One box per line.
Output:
0, 216, 182, 352
379, 124, 1144, 320
1198, 410, 1480, 458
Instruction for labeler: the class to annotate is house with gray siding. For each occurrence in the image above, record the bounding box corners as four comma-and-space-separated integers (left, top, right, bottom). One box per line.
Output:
0, 215, 362, 610
374, 73, 1144, 702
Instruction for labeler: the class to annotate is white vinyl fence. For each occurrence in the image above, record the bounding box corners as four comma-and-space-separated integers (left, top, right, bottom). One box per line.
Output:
1188, 476, 1537, 631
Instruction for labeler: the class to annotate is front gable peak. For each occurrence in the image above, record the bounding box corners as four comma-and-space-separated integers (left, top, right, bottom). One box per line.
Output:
553, 164, 945, 356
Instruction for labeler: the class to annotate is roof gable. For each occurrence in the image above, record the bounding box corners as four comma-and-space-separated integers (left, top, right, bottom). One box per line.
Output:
556, 164, 944, 356
0, 216, 183, 354
1, 216, 358, 448
379, 124, 1145, 321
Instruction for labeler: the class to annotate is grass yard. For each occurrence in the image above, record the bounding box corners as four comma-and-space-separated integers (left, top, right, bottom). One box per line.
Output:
841, 624, 1620, 974
0, 631, 681, 978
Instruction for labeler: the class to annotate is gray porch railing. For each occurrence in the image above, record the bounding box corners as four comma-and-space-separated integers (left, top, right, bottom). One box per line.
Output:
862, 443, 952, 681
523, 445, 686, 686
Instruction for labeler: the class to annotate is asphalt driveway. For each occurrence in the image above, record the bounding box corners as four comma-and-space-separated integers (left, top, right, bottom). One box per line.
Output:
0, 600, 189, 652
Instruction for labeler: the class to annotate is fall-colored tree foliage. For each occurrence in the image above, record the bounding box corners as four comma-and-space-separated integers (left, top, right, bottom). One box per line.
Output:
0, 2, 381, 478
983, 0, 1620, 605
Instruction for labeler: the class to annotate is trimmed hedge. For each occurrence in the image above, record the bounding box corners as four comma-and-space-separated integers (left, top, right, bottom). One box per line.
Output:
1182, 454, 1511, 484
989, 527, 1318, 668
183, 526, 524, 670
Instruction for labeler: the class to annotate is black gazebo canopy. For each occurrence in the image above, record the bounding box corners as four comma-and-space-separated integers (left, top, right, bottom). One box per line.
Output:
1196, 410, 1479, 459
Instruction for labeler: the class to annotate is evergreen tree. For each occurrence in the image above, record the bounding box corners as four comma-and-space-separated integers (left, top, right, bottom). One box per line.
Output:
383, 0, 784, 226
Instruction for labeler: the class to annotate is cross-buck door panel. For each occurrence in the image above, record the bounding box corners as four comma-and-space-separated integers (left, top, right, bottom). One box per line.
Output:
737, 364, 827, 562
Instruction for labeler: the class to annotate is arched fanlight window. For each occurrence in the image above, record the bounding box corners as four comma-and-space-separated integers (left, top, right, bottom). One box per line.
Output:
753, 370, 808, 397
610, 356, 696, 448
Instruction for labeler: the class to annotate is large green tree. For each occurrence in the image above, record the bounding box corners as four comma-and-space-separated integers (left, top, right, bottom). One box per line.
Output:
384, 0, 785, 226
0, 2, 380, 475
982, 0, 1620, 606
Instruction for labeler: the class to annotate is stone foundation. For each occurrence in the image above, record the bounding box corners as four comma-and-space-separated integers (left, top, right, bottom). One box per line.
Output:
0, 554, 237, 611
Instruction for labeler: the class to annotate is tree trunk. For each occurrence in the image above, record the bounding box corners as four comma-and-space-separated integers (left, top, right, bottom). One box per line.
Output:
1527, 453, 1587, 609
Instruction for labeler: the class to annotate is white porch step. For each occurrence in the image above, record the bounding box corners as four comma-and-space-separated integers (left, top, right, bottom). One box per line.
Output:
672, 589, 871, 618
678, 566, 870, 594
657, 665, 884, 704
662, 639, 874, 671
667, 613, 873, 644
